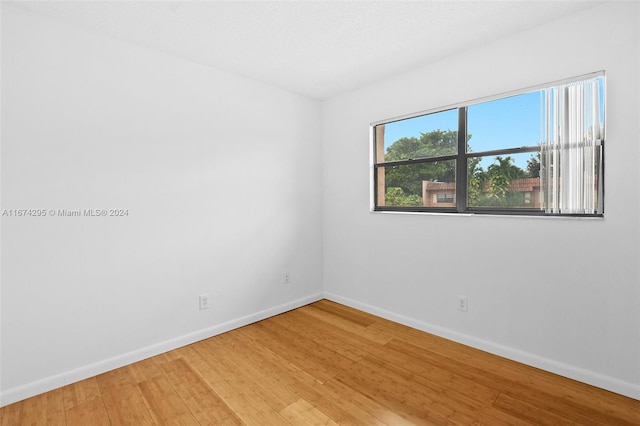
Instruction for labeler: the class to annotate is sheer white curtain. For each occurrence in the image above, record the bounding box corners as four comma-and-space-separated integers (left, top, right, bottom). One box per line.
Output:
541, 75, 604, 214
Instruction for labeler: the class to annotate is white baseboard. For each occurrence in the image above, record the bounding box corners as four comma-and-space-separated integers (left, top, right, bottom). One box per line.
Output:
0, 292, 323, 407
323, 291, 640, 401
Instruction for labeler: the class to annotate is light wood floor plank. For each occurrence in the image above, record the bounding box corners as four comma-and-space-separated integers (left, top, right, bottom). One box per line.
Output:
334, 355, 483, 425
0, 399, 23, 426
1, 300, 639, 425
319, 376, 426, 426
138, 374, 200, 425
360, 336, 501, 407
18, 388, 66, 426
98, 382, 155, 426
243, 320, 344, 384
95, 367, 155, 426
126, 357, 165, 384
385, 336, 640, 425
312, 299, 378, 327
280, 398, 340, 426
269, 309, 371, 362
231, 327, 393, 425
159, 357, 243, 425
65, 398, 109, 426
299, 304, 395, 345
232, 322, 406, 425
62, 377, 101, 411
290, 308, 516, 424
493, 393, 577, 426
259, 317, 357, 380
359, 351, 529, 426
187, 341, 293, 425
373, 318, 639, 422
211, 330, 306, 411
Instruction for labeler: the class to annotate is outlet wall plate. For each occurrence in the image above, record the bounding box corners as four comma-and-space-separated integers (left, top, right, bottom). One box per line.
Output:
457, 296, 468, 312
199, 294, 209, 310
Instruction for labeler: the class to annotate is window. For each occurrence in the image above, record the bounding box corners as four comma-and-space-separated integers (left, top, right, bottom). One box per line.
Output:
437, 193, 454, 204
372, 72, 605, 216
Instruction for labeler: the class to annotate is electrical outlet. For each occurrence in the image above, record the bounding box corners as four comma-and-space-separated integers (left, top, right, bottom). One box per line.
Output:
199, 294, 209, 310
283, 272, 290, 285
457, 296, 468, 312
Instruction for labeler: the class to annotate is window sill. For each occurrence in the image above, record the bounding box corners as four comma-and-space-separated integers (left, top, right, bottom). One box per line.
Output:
370, 210, 604, 220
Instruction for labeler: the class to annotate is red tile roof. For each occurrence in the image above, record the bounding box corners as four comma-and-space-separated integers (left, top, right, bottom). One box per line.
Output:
423, 178, 540, 193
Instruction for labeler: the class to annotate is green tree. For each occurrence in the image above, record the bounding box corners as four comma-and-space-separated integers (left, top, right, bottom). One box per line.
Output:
526, 153, 541, 178
487, 156, 525, 198
385, 130, 458, 161
383, 131, 532, 208
384, 187, 422, 207
467, 156, 487, 206
472, 156, 527, 207
384, 130, 458, 198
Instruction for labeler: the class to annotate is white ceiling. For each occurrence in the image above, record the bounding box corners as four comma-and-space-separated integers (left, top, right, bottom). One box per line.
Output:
7, 0, 607, 99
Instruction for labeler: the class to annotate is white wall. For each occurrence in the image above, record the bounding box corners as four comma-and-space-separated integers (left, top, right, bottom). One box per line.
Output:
322, 1, 640, 399
2, 1, 639, 407
0, 5, 323, 405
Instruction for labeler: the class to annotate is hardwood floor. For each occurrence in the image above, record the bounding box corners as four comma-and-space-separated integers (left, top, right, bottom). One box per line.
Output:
2, 299, 639, 425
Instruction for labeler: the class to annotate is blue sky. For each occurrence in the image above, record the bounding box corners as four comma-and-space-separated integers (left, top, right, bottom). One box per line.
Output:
382, 77, 605, 170
383, 91, 541, 169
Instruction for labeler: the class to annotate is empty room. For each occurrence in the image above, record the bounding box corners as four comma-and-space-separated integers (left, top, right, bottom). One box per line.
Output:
1, 0, 639, 424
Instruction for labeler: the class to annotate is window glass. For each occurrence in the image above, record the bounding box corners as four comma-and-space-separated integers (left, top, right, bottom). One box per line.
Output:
375, 109, 457, 163
467, 153, 540, 209
467, 92, 541, 153
373, 73, 604, 216
378, 161, 456, 208
437, 193, 455, 204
